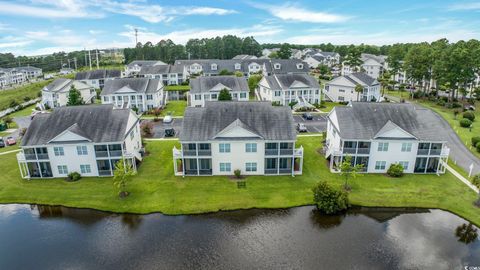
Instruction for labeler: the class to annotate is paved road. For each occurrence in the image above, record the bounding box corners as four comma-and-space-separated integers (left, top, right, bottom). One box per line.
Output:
149, 115, 328, 138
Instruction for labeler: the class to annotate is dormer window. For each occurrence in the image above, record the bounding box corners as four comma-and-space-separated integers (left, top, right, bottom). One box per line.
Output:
235, 63, 241, 70
211, 63, 217, 71
274, 63, 281, 69
296, 63, 304, 69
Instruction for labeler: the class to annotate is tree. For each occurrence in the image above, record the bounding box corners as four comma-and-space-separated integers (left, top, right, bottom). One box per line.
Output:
337, 155, 364, 190
312, 181, 350, 214
113, 159, 136, 198
218, 89, 232, 101
355, 84, 364, 101
268, 52, 279, 59
317, 64, 329, 76
248, 75, 262, 97
387, 45, 404, 79
344, 48, 362, 72
66, 85, 84, 106
219, 69, 234, 76
403, 43, 433, 95
234, 71, 243, 77
278, 43, 292, 59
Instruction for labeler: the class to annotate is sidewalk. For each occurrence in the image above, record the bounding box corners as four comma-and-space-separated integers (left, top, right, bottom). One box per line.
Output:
442, 162, 479, 194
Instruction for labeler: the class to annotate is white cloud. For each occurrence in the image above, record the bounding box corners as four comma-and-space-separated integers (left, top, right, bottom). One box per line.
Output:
0, 0, 102, 19
448, 2, 480, 11
251, 2, 350, 23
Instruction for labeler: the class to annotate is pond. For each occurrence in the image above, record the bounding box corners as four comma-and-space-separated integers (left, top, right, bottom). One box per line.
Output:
0, 204, 478, 269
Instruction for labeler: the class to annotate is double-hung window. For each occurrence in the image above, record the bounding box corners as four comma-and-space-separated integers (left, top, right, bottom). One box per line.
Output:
245, 143, 257, 153
377, 142, 389, 152
76, 145, 88, 155
246, 162, 257, 172
54, 147, 64, 156
57, 165, 68, 175
219, 163, 231, 172
219, 143, 230, 153
401, 142, 412, 152
80, 164, 91, 174
375, 161, 386, 170
398, 161, 409, 170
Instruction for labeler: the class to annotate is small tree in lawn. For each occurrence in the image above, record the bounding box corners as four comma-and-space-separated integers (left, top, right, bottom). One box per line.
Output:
66, 85, 84, 106
218, 88, 232, 101
113, 159, 136, 198
153, 108, 162, 122
312, 181, 350, 214
338, 155, 364, 191
355, 84, 364, 102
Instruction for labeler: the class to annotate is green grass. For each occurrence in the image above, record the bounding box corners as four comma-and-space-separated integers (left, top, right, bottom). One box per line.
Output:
320, 101, 344, 113
0, 137, 478, 225
0, 80, 52, 111
165, 85, 190, 91
6, 104, 37, 118
160, 100, 187, 117
0, 145, 19, 153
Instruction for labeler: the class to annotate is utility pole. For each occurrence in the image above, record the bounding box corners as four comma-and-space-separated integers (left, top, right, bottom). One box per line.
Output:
84, 48, 87, 69
88, 50, 92, 70
134, 28, 138, 46
67, 59, 71, 69
74, 57, 77, 70
96, 49, 99, 69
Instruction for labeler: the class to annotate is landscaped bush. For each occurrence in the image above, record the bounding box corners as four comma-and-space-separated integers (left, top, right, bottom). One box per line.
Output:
66, 172, 81, 181
471, 137, 480, 147
437, 100, 446, 106
140, 122, 154, 137
234, 169, 241, 179
312, 181, 349, 214
387, 163, 404, 177
460, 118, 473, 128
476, 142, 480, 153
472, 175, 480, 189
463, 111, 475, 121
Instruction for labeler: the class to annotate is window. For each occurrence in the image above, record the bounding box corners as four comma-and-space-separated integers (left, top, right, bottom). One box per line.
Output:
118, 96, 123, 101
57, 165, 68, 175
401, 142, 412, 152
76, 145, 88, 155
195, 94, 202, 100
240, 92, 247, 99
211, 93, 218, 99
246, 162, 257, 172
339, 89, 345, 93
338, 96, 345, 101
274, 91, 281, 97
398, 161, 409, 170
377, 142, 389, 152
131, 95, 136, 100
375, 161, 386, 170
54, 147, 64, 156
80, 164, 91, 174
219, 143, 230, 153
245, 143, 257, 153
296, 64, 303, 69
211, 64, 217, 70
220, 162, 231, 172
103, 96, 109, 102
274, 63, 281, 69
235, 63, 241, 70
147, 94, 153, 100
130, 130, 135, 140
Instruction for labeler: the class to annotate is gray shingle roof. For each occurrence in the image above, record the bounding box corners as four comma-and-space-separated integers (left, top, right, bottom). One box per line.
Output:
270, 59, 309, 74
189, 76, 249, 94
127, 60, 166, 68
180, 102, 296, 141
101, 78, 162, 95
75, 69, 121, 80
348, 72, 378, 86
22, 105, 134, 146
138, 65, 171, 75
263, 74, 320, 90
331, 102, 450, 141
44, 79, 91, 93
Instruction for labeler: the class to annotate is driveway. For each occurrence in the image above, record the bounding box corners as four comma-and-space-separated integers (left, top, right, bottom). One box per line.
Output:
150, 118, 183, 138
293, 114, 327, 133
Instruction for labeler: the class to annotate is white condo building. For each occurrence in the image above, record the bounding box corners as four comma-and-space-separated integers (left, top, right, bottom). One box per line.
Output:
100, 78, 167, 112
324, 72, 381, 102
189, 76, 249, 107
173, 102, 304, 176
17, 105, 143, 179
42, 78, 96, 108
257, 73, 321, 106
324, 103, 450, 174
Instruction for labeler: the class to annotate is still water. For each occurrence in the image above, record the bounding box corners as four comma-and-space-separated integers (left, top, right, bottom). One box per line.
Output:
0, 204, 478, 269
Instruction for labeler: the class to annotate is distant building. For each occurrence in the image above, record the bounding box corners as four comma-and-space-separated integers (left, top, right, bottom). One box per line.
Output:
125, 60, 166, 77
257, 73, 321, 106
324, 72, 380, 102
42, 78, 96, 108
232, 54, 258, 60
17, 105, 142, 179
189, 76, 249, 107
75, 69, 121, 89
59, 68, 75, 75
100, 78, 166, 112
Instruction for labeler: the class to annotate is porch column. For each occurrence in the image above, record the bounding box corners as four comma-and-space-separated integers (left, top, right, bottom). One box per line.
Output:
38, 162, 43, 178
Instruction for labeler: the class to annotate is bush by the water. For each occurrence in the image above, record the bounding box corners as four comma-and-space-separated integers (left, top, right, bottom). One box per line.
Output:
463, 111, 476, 121
476, 142, 480, 153
312, 181, 349, 214
471, 136, 480, 147
460, 118, 472, 128
387, 163, 404, 177
67, 172, 81, 181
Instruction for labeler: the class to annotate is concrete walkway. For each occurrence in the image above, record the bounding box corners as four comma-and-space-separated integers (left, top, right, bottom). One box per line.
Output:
0, 149, 21, 156
442, 162, 479, 194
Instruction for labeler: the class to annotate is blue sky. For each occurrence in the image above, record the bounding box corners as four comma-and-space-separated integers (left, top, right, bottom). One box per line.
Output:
0, 0, 480, 56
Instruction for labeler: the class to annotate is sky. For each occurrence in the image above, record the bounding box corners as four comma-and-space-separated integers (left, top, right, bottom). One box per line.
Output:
0, 0, 480, 56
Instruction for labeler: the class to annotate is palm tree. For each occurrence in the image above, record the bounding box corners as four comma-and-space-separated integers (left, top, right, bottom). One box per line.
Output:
355, 84, 364, 102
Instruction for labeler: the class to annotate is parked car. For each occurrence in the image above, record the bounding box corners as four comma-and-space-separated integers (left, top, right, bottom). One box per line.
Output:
0, 138, 5, 148
302, 112, 313, 120
165, 128, 176, 137
163, 114, 173, 124
296, 123, 307, 133
5, 136, 16, 146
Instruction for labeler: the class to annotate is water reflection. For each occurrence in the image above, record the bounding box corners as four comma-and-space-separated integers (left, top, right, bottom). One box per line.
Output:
0, 204, 478, 270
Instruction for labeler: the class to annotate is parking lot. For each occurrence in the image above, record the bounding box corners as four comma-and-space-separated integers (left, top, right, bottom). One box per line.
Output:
149, 114, 327, 138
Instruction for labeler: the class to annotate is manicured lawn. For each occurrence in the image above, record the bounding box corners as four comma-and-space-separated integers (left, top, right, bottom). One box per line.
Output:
0, 80, 52, 111
165, 85, 190, 91
160, 100, 187, 117
6, 104, 37, 118
320, 101, 344, 113
0, 145, 19, 153
0, 137, 478, 225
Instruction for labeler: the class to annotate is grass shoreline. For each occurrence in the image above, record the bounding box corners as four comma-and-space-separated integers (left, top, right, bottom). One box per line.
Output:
0, 138, 478, 226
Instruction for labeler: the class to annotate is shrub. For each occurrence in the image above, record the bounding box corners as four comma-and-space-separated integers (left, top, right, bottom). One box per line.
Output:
9, 100, 19, 108
437, 100, 446, 107
472, 175, 480, 188
387, 163, 404, 177
234, 169, 241, 179
140, 122, 154, 137
412, 90, 424, 99
67, 172, 81, 181
471, 137, 480, 147
476, 142, 480, 153
463, 111, 475, 122
460, 118, 472, 128
312, 181, 350, 214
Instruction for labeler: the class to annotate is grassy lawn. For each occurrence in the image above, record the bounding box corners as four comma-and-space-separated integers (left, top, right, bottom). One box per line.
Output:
6, 104, 37, 118
0, 137, 478, 225
165, 85, 190, 91
0, 80, 52, 111
160, 100, 187, 117
0, 145, 19, 153
319, 101, 344, 113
